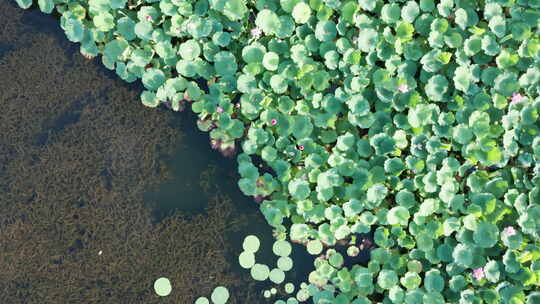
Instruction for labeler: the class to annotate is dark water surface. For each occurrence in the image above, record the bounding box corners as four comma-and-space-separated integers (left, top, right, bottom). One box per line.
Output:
0, 1, 316, 303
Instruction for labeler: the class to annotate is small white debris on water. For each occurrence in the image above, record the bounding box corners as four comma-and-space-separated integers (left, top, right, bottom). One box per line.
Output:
98, 250, 102, 255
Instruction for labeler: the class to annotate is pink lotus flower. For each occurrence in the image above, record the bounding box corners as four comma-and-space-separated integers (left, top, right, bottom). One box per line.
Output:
270, 119, 277, 125
472, 267, 485, 280
298, 145, 305, 151
398, 84, 409, 93
216, 106, 223, 113
504, 226, 517, 237
511, 93, 524, 105
251, 28, 262, 38
235, 103, 241, 108
146, 15, 152, 21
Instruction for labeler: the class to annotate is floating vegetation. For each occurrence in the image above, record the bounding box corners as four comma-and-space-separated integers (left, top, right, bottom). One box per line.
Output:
154, 277, 172, 296
12, 0, 540, 303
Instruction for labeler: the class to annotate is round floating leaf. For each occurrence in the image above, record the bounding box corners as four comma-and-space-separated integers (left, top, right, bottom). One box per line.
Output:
263, 52, 279, 71
195, 297, 210, 304
315, 21, 337, 42
273, 240, 292, 257
64, 18, 85, 43
292, 2, 311, 24
285, 283, 295, 294
154, 277, 172, 296
179, 39, 201, 60
243, 235, 260, 253
277, 256, 293, 271
307, 240, 323, 255
214, 51, 237, 77
116, 17, 136, 41
251, 263, 270, 281
93, 12, 115, 32
256, 9, 281, 35
378, 270, 398, 290
142, 68, 166, 91
38, 0, 54, 13
269, 268, 286, 284
473, 222, 499, 248
387, 206, 410, 226
141, 90, 159, 108
211, 286, 229, 304
238, 251, 255, 269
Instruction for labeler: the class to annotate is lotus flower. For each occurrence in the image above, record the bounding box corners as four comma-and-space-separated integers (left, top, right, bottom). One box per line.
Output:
216, 106, 223, 113
270, 119, 277, 125
298, 145, 304, 151
472, 267, 485, 280
511, 93, 524, 105
398, 84, 409, 93
504, 226, 517, 237
251, 28, 262, 39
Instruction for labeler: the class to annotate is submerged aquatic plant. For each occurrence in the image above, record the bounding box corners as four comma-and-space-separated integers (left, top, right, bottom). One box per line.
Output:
14, 0, 540, 303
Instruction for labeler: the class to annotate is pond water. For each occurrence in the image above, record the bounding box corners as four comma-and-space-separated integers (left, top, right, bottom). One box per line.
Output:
0, 1, 316, 303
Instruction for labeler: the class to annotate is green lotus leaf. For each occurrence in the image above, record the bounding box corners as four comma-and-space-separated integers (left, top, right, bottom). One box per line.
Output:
401, 272, 422, 290
381, 3, 401, 24
291, 116, 313, 139
425, 75, 448, 102
401, 1, 420, 23
178, 39, 201, 60
357, 28, 379, 53
307, 240, 323, 255
211, 286, 229, 304
473, 222, 499, 248
243, 235, 260, 253
278, 256, 294, 271
370, 133, 396, 155
213, 51, 237, 77
387, 206, 410, 226
292, 2, 311, 24
424, 269, 444, 293
343, 199, 364, 218
367, 183, 388, 205
290, 224, 310, 242
209, 0, 247, 21
288, 178, 311, 200
328, 251, 344, 268
468, 110, 490, 138
256, 9, 281, 36
154, 277, 172, 297
270, 74, 288, 93
141, 90, 159, 108
195, 297, 209, 304
116, 17, 136, 41
453, 243, 474, 268
104, 39, 128, 62
142, 68, 166, 91
273, 240, 292, 257
38, 0, 54, 13
452, 124, 474, 144
93, 12, 115, 32
269, 268, 286, 284
396, 22, 415, 42
238, 251, 255, 269
64, 18, 85, 43
378, 270, 398, 290
134, 20, 153, 40
489, 15, 506, 38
